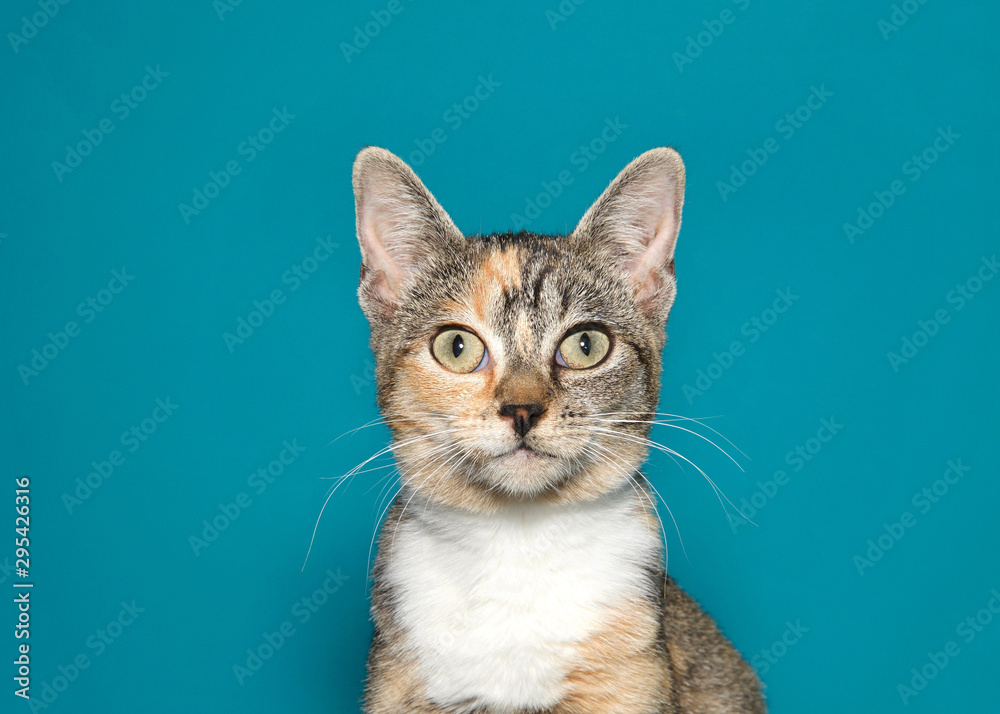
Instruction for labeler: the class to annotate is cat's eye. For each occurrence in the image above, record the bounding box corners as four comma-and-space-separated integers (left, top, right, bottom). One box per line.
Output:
556, 327, 611, 369
431, 328, 487, 374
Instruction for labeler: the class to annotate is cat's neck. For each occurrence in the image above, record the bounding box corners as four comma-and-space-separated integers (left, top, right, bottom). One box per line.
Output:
385, 482, 665, 576
382, 482, 664, 710
398, 480, 657, 536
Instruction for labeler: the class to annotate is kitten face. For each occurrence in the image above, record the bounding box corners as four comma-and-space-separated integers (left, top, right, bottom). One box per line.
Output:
353, 147, 685, 512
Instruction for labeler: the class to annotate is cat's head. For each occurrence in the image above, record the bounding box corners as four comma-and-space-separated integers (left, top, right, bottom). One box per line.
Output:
352, 147, 685, 512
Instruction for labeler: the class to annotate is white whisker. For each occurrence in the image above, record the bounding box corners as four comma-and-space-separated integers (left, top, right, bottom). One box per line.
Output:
593, 418, 744, 471
302, 427, 464, 571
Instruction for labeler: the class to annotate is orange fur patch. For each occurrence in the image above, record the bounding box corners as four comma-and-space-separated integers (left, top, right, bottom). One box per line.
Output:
467, 247, 523, 322
554, 602, 668, 712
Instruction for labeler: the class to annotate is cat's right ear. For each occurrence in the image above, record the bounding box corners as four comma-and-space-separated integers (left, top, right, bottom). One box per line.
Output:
572, 147, 685, 326
352, 147, 462, 322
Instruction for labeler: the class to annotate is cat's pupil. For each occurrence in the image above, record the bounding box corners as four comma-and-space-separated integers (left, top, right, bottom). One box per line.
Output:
579, 333, 591, 356
452, 334, 464, 358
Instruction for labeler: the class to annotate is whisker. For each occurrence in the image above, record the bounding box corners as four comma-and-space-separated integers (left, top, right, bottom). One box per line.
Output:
368, 481, 402, 579
390, 444, 468, 554
581, 439, 686, 563
302, 427, 464, 571
327, 411, 454, 445
579, 425, 755, 526
363, 465, 400, 496
593, 418, 744, 471
372, 467, 401, 511
587, 410, 747, 460
419, 445, 470, 521
367, 441, 466, 575
367, 440, 467, 577
319, 461, 396, 480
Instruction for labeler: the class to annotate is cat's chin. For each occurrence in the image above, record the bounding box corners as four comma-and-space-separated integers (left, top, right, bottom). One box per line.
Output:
473, 446, 606, 503
488, 446, 561, 494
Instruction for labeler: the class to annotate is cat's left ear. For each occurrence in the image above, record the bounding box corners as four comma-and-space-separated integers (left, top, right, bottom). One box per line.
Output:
352, 146, 463, 323
572, 147, 685, 325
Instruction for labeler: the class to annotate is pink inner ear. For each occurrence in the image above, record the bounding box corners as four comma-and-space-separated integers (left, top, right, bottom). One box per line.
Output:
625, 196, 678, 292
361, 205, 405, 296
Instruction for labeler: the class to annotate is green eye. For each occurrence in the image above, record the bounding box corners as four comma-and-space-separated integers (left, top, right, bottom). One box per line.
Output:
557, 328, 611, 369
432, 328, 487, 373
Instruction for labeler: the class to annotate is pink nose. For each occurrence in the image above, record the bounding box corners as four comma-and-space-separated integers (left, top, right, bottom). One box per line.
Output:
498, 403, 545, 437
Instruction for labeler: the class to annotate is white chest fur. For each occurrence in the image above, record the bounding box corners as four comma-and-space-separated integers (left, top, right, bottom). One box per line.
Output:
383, 486, 662, 711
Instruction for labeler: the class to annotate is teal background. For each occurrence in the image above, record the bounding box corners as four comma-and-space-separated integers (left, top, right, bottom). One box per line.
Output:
3, 0, 999, 712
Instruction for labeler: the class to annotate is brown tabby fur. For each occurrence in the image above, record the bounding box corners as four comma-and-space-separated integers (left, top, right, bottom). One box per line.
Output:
352, 146, 766, 713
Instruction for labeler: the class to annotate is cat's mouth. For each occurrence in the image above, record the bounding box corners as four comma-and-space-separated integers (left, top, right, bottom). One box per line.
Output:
504, 444, 555, 461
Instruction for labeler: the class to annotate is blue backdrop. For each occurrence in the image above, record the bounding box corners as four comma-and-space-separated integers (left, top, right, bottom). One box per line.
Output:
3, 1, 998, 712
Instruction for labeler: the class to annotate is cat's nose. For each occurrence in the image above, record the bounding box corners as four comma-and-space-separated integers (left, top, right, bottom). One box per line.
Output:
498, 403, 545, 438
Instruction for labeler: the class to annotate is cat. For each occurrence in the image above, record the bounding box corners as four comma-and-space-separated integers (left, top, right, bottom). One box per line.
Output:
350, 145, 766, 713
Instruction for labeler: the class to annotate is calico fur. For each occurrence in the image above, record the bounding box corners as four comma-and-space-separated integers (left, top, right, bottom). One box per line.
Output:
351, 146, 766, 713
